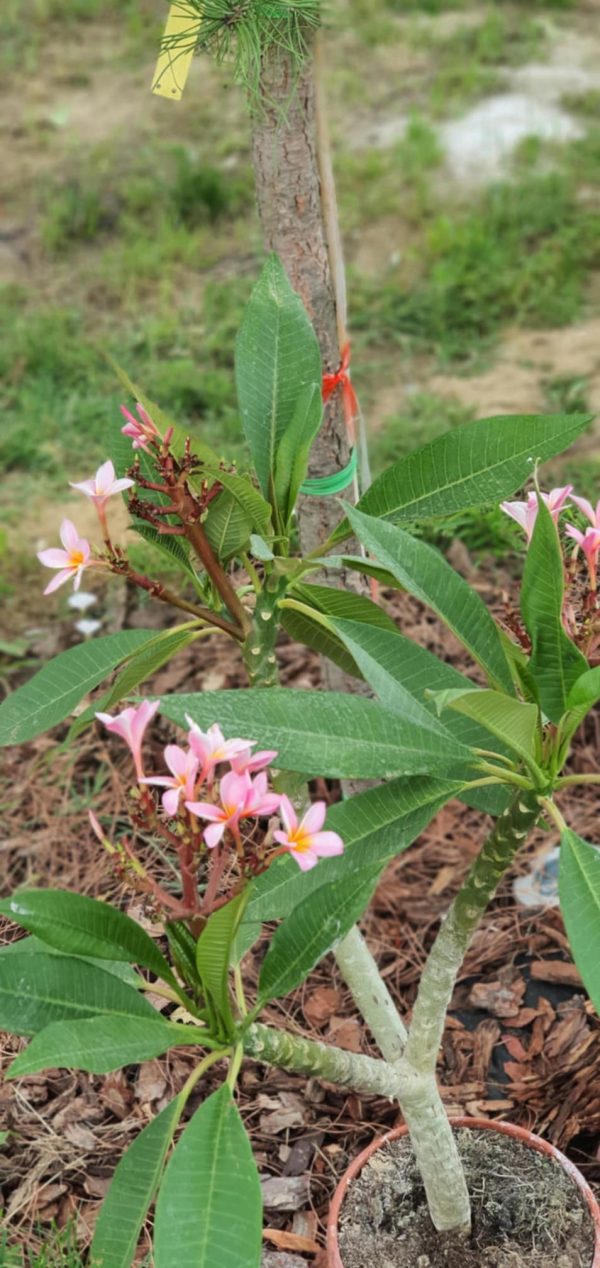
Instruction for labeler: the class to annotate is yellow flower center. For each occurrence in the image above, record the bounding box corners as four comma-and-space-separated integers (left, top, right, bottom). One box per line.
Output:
69, 550, 85, 568
289, 829, 311, 852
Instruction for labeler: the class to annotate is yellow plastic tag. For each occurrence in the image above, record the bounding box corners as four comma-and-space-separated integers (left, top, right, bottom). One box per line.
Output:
152, 3, 202, 101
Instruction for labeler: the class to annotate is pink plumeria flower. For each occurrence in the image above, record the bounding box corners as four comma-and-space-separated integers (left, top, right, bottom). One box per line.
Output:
240, 771, 281, 818
570, 495, 600, 531
500, 486, 572, 542
185, 718, 252, 780
37, 519, 92, 595
96, 700, 160, 780
70, 459, 134, 510
230, 746, 278, 775
566, 524, 600, 592
186, 769, 251, 848
273, 796, 344, 872
140, 744, 199, 816
120, 402, 161, 453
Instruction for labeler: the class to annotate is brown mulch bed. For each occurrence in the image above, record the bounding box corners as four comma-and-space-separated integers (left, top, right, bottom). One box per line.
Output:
1, 565, 600, 1260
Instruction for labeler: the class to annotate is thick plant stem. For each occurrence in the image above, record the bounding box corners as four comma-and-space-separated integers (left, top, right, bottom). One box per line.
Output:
334, 925, 408, 1063
393, 789, 541, 1232
243, 1021, 404, 1098
242, 574, 288, 688
404, 790, 540, 1074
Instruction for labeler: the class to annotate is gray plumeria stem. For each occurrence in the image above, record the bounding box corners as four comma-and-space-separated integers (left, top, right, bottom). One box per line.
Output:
243, 1021, 405, 1098
334, 925, 408, 1062
394, 788, 541, 1232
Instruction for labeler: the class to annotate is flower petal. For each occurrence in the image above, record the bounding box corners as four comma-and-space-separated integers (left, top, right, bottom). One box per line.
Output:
301, 801, 327, 836
311, 831, 344, 857
205, 821, 226, 848
37, 548, 70, 568
43, 569, 73, 594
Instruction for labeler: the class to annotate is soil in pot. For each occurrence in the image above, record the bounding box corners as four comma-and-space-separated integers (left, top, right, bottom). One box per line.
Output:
337, 1128, 596, 1268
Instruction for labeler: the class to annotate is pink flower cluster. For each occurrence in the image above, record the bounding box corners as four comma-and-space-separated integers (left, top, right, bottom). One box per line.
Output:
501, 486, 600, 591
96, 704, 344, 872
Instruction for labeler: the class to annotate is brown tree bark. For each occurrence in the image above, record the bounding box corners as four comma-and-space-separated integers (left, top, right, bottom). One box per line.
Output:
250, 39, 355, 562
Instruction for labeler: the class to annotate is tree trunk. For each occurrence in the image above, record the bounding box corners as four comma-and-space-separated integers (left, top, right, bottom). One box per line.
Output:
251, 40, 354, 563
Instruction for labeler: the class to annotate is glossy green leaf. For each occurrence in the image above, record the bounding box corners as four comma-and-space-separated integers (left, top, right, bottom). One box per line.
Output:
159, 688, 471, 780
259, 865, 381, 1002
0, 629, 158, 746
430, 688, 539, 767
0, 953, 157, 1036
562, 665, 600, 737
204, 469, 272, 539
68, 625, 200, 741
0, 889, 175, 982
203, 489, 252, 563
0, 935, 140, 986
246, 775, 458, 924
90, 1097, 182, 1268
154, 1085, 262, 1268
274, 382, 323, 522
353, 412, 593, 526
559, 829, 600, 1013
521, 495, 587, 723
280, 605, 362, 678
293, 583, 399, 631
324, 619, 510, 814
7, 1015, 197, 1078
344, 504, 514, 693
196, 892, 248, 1034
235, 254, 321, 499
131, 522, 199, 582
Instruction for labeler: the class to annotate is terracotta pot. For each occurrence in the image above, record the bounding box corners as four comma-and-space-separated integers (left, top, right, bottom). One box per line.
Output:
327, 1117, 600, 1268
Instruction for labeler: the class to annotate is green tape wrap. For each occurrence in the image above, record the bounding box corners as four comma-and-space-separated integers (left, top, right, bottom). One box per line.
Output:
300, 448, 358, 497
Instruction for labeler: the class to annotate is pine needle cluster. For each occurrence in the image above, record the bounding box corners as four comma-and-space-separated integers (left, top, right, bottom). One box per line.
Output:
160, 0, 321, 96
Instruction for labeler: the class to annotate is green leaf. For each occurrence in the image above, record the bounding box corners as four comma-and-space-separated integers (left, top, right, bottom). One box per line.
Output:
562, 665, 600, 737
0, 629, 159, 746
259, 866, 381, 1002
520, 495, 587, 723
7, 1015, 197, 1078
131, 522, 199, 582
203, 489, 252, 563
196, 892, 248, 1034
274, 382, 323, 522
68, 625, 200, 741
559, 829, 600, 1014
323, 619, 510, 815
154, 1085, 262, 1268
353, 412, 593, 526
430, 688, 540, 768
0, 953, 158, 1036
246, 775, 458, 924
0, 890, 175, 982
235, 254, 321, 499
0, 935, 140, 986
280, 605, 363, 678
249, 534, 274, 562
90, 1098, 183, 1268
159, 688, 471, 780
203, 469, 272, 540
344, 504, 514, 693
293, 582, 399, 632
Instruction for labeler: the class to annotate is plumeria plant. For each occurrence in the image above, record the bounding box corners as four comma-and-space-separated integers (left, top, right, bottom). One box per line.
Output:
2, 257, 600, 1262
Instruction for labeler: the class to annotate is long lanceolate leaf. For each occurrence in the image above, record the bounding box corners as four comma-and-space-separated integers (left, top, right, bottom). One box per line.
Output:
154, 1086, 263, 1268
90, 1098, 183, 1268
0, 953, 158, 1036
343, 504, 515, 693
0, 889, 175, 982
258, 866, 383, 1003
520, 495, 587, 723
352, 412, 593, 526
0, 629, 159, 746
7, 1016, 197, 1079
559, 829, 600, 1014
159, 688, 471, 780
235, 254, 321, 500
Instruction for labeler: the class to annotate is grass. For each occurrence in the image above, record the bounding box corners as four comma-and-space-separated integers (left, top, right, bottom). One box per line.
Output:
409, 12, 547, 115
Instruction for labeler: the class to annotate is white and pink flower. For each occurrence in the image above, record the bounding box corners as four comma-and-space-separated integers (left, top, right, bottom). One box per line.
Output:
140, 744, 199, 816
570, 495, 600, 531
96, 700, 160, 780
566, 524, 600, 592
186, 770, 280, 848
37, 519, 92, 594
273, 796, 344, 872
120, 402, 160, 453
500, 486, 572, 542
70, 459, 134, 510
230, 747, 278, 776
185, 718, 253, 780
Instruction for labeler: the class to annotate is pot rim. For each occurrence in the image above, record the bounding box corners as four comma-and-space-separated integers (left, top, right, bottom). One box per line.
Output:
326, 1116, 600, 1268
